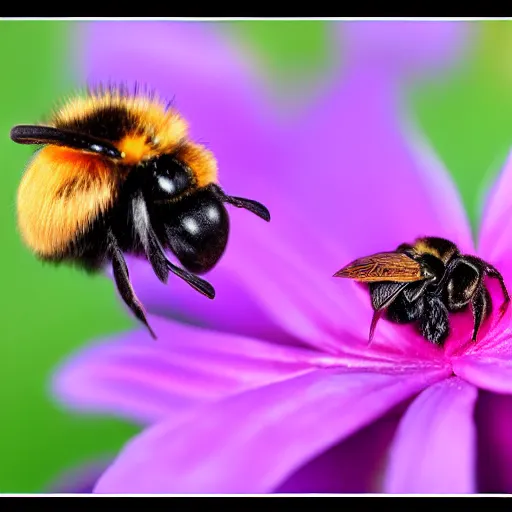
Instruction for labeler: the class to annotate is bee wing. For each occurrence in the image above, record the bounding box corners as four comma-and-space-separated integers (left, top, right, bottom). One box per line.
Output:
370, 281, 410, 310
333, 252, 424, 283
372, 275, 431, 311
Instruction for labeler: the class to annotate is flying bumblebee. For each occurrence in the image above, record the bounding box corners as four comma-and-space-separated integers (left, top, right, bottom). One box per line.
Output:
334, 236, 510, 345
11, 84, 270, 338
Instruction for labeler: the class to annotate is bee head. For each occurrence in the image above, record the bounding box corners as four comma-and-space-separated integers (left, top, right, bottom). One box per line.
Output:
163, 183, 270, 274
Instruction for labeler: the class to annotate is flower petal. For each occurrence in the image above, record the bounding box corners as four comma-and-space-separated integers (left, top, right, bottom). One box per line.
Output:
208, 214, 376, 353
274, 400, 406, 493
383, 376, 478, 494
119, 253, 295, 347
478, 149, 512, 281
93, 366, 449, 494
475, 390, 512, 493
341, 21, 472, 77
284, 58, 473, 265
453, 350, 512, 395
51, 315, 317, 425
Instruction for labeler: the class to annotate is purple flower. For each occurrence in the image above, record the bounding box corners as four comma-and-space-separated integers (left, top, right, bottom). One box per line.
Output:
50, 21, 512, 494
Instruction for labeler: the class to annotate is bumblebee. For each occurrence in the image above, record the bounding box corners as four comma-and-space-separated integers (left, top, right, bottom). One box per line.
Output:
334, 236, 510, 345
11, 85, 270, 338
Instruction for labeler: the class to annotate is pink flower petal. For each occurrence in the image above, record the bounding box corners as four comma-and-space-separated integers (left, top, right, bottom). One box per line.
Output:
80, 22, 269, 144
285, 64, 474, 265
341, 21, 472, 77
475, 390, 512, 493
118, 253, 296, 348
93, 366, 450, 494
275, 400, 407, 493
214, 215, 375, 353
453, 351, 512, 395
478, 149, 512, 279
51, 315, 318, 425
383, 376, 478, 494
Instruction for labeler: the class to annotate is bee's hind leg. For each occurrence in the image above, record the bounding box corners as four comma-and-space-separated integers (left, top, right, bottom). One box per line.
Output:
107, 230, 157, 339
470, 285, 490, 343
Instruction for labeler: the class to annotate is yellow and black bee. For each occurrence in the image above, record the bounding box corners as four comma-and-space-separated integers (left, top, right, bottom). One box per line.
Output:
334, 236, 510, 345
11, 84, 270, 338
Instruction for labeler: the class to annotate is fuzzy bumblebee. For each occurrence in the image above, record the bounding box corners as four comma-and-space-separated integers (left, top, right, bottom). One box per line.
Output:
334, 237, 510, 345
11, 85, 270, 338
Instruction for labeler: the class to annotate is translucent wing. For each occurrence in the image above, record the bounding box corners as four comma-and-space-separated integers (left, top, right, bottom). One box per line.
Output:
333, 252, 424, 283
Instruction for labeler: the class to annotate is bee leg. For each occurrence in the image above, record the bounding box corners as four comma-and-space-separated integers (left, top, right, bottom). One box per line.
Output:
131, 194, 170, 284
470, 285, 491, 342
485, 264, 510, 318
464, 256, 510, 318
131, 194, 215, 299
164, 261, 215, 299
386, 294, 425, 324
108, 231, 157, 340
369, 310, 383, 344
420, 296, 449, 346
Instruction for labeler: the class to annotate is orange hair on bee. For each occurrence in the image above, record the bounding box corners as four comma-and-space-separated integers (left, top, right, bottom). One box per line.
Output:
52, 89, 187, 157
175, 141, 218, 188
412, 238, 458, 264
412, 240, 441, 260
17, 146, 119, 256
48, 86, 218, 187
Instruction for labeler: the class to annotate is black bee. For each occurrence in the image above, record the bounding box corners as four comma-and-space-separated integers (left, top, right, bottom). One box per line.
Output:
334, 236, 510, 345
11, 85, 270, 339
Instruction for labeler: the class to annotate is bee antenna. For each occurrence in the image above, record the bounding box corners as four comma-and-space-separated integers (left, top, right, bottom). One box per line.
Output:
208, 184, 270, 222
10, 125, 123, 160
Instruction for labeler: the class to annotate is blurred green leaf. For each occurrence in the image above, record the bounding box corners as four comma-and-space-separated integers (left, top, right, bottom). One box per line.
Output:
410, 21, 512, 235
0, 21, 137, 493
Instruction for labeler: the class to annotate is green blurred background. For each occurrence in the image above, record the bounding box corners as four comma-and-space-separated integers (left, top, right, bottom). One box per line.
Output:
0, 19, 512, 493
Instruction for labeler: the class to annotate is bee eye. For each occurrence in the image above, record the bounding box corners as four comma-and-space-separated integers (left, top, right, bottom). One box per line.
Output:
149, 154, 192, 200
